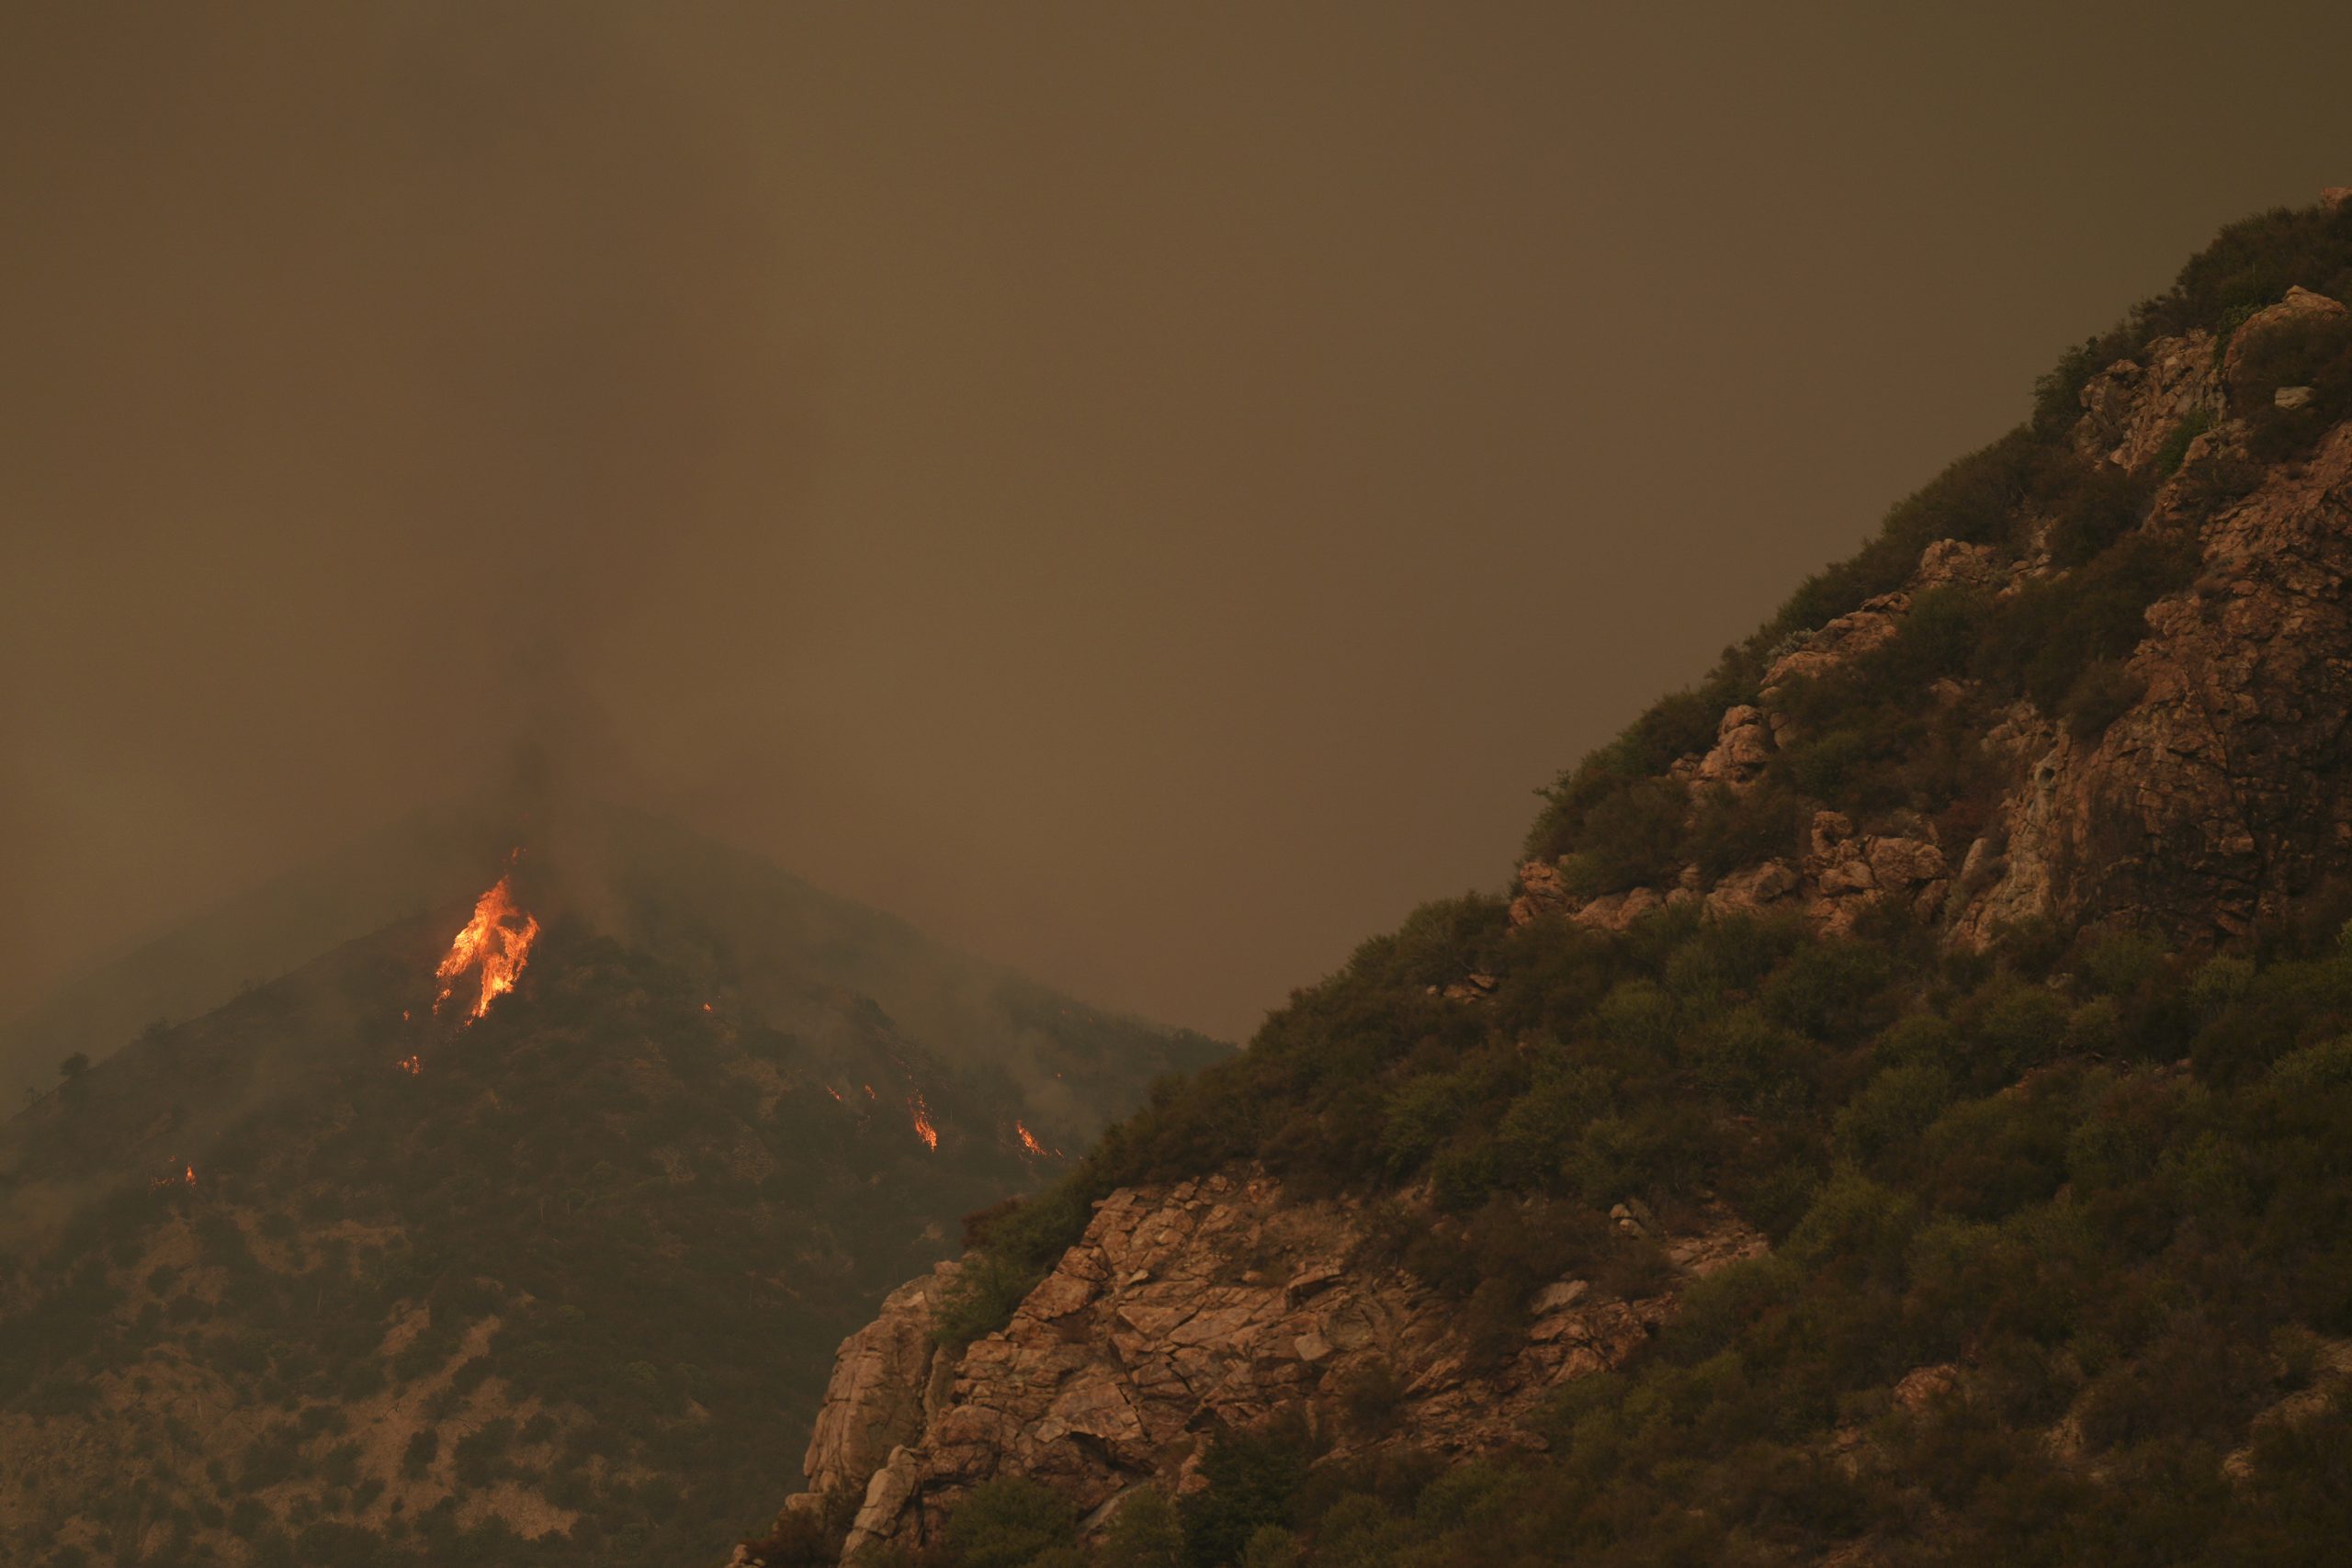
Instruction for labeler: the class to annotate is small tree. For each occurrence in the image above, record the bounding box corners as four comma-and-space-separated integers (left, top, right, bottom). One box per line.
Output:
59, 1051, 91, 1085
1101, 1485, 1183, 1568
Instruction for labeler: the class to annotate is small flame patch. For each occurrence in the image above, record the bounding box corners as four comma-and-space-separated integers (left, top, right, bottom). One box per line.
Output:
1014, 1120, 1059, 1158
910, 1094, 938, 1151
394, 1055, 423, 1076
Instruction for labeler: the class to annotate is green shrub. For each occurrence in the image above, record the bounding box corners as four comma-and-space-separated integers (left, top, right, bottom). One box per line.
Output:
1558, 779, 1690, 897
1689, 784, 1806, 883
2151, 408, 2211, 477
1179, 1422, 1312, 1568
1974, 530, 2196, 713
1835, 1062, 1953, 1168
944, 1476, 1076, 1568
931, 1250, 1041, 1350
1100, 1486, 1183, 1568
2233, 308, 2352, 461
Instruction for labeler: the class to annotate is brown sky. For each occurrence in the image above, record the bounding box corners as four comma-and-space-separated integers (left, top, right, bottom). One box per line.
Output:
5, 2, 2351, 1044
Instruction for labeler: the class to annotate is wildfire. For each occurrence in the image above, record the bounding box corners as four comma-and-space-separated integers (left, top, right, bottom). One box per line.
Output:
149, 1164, 196, 1194
910, 1093, 938, 1151
1014, 1121, 1059, 1158
434, 865, 539, 1023
823, 1085, 844, 1103
394, 1055, 423, 1076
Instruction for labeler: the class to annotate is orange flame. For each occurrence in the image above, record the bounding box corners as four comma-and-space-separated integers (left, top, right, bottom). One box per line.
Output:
434, 867, 539, 1023
395, 1055, 423, 1076
823, 1086, 844, 1103
150, 1163, 196, 1194
910, 1094, 938, 1151
1014, 1121, 1058, 1158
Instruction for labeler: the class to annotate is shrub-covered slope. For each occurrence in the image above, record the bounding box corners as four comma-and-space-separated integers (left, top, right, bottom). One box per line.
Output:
0, 839, 1217, 1568
757, 193, 2352, 1567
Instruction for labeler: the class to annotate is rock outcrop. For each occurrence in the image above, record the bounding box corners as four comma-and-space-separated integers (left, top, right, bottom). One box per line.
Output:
1509, 288, 2352, 954
797, 1264, 965, 1505
2074, 328, 2222, 474
1956, 416, 2352, 942
741, 1169, 1763, 1562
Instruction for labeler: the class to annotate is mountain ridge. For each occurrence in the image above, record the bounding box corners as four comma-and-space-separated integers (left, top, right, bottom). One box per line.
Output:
0, 821, 1220, 1567
731, 188, 2352, 1568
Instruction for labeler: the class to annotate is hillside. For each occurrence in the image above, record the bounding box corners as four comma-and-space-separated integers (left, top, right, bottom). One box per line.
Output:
737, 190, 2352, 1567
5, 802, 1211, 1133
0, 831, 1220, 1568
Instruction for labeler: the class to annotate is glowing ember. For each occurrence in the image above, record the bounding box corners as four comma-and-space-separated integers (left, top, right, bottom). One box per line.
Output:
863, 1083, 876, 1100
824, 1086, 844, 1103
1014, 1121, 1058, 1158
909, 1094, 938, 1151
394, 1055, 423, 1076
434, 865, 539, 1023
702, 1002, 713, 1013
149, 1164, 196, 1194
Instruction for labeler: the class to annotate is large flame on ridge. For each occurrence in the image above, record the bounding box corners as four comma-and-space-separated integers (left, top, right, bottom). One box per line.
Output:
435, 867, 539, 1023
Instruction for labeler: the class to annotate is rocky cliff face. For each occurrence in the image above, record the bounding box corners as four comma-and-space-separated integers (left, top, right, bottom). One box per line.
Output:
737, 1169, 1761, 1562
1512, 286, 2352, 952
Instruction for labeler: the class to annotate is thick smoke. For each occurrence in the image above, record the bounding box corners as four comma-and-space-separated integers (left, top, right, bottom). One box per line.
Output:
0, 5, 812, 1041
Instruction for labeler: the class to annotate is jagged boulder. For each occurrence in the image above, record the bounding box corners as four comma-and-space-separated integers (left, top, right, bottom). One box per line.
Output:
752, 1169, 1764, 1561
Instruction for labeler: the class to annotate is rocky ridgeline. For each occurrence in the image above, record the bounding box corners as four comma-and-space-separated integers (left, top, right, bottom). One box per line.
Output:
1512, 284, 2352, 949
735, 1169, 1762, 1562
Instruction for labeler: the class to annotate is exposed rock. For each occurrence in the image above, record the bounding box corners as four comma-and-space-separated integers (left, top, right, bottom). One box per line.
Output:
1693, 705, 1775, 792
1570, 886, 1667, 932
1913, 538, 2004, 592
2223, 287, 2346, 382
1498, 297, 2352, 962
759, 1169, 1765, 1560
1952, 419, 2352, 946
1892, 1363, 1962, 1413
1507, 858, 1571, 928
1705, 859, 1801, 918
795, 1262, 962, 1506
1762, 592, 1908, 694
2277, 385, 2314, 411
2073, 330, 2222, 473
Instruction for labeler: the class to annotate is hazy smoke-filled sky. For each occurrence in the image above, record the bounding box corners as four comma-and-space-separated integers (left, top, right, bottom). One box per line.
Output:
6, 2, 2351, 1043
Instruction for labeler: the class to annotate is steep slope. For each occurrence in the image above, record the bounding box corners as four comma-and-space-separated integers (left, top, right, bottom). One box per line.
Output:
0, 838, 1219, 1568
740, 190, 2352, 1567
